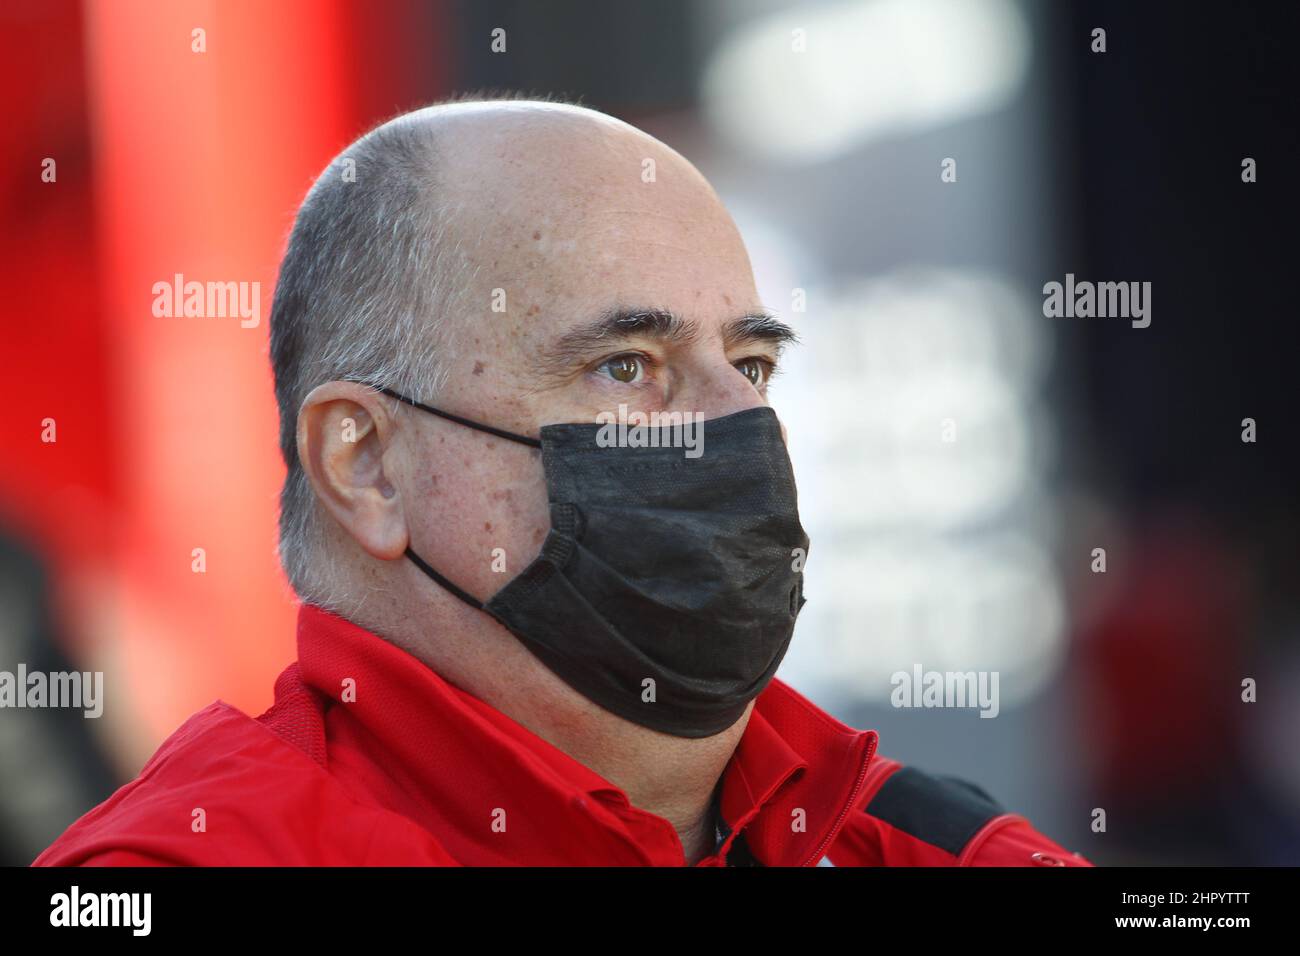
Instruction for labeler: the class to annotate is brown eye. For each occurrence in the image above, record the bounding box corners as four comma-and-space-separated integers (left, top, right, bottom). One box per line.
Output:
736, 358, 768, 387
599, 354, 644, 384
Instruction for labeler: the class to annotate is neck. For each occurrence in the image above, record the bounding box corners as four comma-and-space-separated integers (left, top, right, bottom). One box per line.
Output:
370, 592, 752, 864
533, 705, 745, 865
678, 800, 721, 865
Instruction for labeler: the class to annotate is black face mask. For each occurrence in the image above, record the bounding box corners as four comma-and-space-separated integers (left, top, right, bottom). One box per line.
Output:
378, 386, 810, 739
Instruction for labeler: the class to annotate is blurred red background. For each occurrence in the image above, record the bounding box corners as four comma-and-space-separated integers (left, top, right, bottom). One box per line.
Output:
0, 0, 447, 768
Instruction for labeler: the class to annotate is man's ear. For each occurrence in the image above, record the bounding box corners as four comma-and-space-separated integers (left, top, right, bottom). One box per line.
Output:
297, 381, 408, 561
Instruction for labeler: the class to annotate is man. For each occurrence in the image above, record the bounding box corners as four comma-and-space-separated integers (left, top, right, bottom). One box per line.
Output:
35, 95, 1092, 867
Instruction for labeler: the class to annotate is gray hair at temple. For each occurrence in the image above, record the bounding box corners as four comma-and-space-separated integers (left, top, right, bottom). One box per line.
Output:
268, 112, 453, 606
269, 93, 589, 605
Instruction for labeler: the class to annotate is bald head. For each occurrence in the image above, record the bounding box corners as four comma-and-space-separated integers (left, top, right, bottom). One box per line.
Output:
424, 99, 731, 269
382, 98, 756, 380
272, 96, 780, 607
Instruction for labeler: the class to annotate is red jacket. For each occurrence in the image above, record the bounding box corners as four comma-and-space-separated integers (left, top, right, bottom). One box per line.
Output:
34, 605, 1094, 867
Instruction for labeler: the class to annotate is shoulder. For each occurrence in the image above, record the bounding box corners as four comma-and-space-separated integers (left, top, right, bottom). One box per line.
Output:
827, 754, 1095, 867
31, 701, 451, 866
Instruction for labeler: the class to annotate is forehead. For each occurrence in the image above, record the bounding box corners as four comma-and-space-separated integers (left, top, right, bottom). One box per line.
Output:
438, 113, 759, 358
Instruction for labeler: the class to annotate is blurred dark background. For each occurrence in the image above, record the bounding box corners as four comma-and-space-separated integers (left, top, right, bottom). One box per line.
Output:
2, 0, 1296, 866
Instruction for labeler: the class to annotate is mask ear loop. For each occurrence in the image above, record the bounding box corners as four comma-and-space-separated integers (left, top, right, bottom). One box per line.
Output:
346, 381, 542, 611
374, 386, 542, 448
403, 546, 485, 611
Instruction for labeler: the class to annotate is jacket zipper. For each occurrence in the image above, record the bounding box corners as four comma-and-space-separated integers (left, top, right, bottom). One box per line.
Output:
800, 731, 878, 867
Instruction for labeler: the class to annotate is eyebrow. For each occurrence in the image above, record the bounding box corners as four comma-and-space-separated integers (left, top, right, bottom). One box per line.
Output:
721, 312, 800, 351
538, 305, 798, 379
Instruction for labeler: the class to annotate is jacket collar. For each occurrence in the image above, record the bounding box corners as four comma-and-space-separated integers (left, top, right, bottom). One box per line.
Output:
295, 603, 877, 866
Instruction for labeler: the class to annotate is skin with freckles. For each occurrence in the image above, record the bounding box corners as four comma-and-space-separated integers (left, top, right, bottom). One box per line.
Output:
296, 102, 794, 865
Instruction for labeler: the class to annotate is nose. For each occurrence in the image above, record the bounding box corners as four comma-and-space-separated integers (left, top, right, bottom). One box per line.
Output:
672, 354, 767, 422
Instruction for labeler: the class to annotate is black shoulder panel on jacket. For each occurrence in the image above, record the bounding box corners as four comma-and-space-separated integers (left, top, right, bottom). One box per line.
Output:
864, 766, 1007, 856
